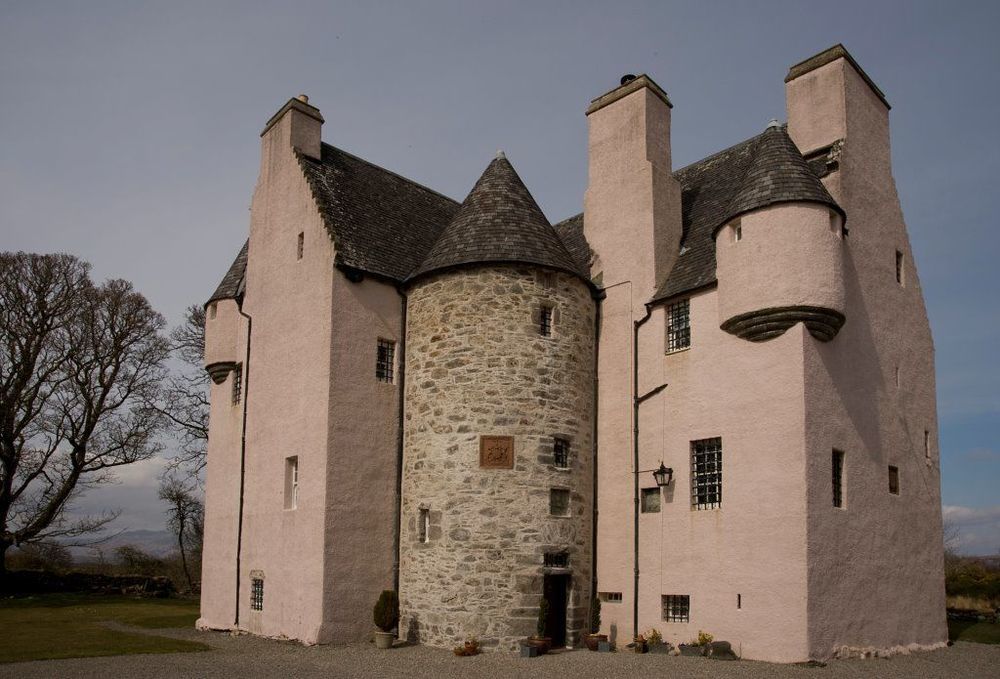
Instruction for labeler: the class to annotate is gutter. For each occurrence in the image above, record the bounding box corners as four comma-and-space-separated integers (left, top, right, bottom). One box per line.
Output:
234, 306, 252, 627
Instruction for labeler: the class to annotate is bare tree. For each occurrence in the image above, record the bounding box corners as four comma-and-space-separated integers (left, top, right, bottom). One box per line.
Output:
0, 252, 169, 575
158, 305, 209, 478
158, 475, 203, 591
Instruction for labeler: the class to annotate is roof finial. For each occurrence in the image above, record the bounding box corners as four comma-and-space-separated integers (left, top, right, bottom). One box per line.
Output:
767, 118, 781, 130
496, 149, 506, 160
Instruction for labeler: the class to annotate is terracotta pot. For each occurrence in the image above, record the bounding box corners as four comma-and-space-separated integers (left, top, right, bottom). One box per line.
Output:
584, 633, 608, 651
525, 636, 552, 654
374, 631, 395, 649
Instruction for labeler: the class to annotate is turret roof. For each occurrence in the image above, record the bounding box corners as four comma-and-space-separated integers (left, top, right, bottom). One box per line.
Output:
407, 154, 587, 282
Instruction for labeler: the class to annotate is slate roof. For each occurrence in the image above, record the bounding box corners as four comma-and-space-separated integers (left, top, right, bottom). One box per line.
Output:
297, 143, 460, 281
208, 239, 248, 304
407, 154, 588, 282
652, 124, 841, 302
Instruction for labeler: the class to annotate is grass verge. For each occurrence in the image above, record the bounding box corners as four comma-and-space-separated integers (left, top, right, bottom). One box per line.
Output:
948, 618, 1000, 645
0, 593, 209, 663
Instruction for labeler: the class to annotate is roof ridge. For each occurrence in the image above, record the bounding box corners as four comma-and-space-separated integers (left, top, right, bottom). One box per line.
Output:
673, 129, 766, 177
319, 142, 459, 206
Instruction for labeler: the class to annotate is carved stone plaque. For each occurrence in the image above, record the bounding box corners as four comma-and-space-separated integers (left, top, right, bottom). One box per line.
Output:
479, 435, 514, 469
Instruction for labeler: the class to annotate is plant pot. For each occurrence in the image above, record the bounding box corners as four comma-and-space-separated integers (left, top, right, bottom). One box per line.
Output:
584, 633, 608, 651
374, 631, 395, 649
524, 636, 552, 655
633, 640, 648, 654
678, 643, 703, 657
649, 641, 672, 654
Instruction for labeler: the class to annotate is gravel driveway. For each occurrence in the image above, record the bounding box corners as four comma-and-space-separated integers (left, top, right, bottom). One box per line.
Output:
2, 627, 998, 679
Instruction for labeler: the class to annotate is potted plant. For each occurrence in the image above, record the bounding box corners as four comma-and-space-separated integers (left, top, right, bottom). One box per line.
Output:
646, 627, 670, 653
633, 633, 648, 653
583, 597, 607, 651
453, 637, 480, 656
523, 598, 552, 654
373, 590, 399, 649
679, 629, 713, 656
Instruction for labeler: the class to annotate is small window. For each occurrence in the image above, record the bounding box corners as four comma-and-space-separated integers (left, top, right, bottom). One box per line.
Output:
599, 591, 623, 603
666, 299, 691, 353
895, 250, 904, 285
895, 366, 901, 389
376, 339, 395, 383
641, 487, 661, 513
250, 578, 264, 611
733, 222, 742, 242
544, 551, 569, 568
418, 507, 429, 543
297, 232, 304, 260
231, 363, 243, 405
208, 303, 217, 320
691, 437, 722, 510
553, 437, 570, 469
284, 456, 299, 510
737, 593, 742, 610
539, 305, 553, 336
888, 465, 900, 495
549, 488, 570, 517
832, 449, 844, 508
662, 595, 690, 623
924, 430, 931, 461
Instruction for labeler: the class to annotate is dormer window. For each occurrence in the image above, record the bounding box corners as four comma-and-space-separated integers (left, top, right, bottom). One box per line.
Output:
666, 299, 691, 353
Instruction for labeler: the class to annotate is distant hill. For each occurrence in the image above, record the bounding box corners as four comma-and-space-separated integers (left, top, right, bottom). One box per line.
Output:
67, 529, 176, 562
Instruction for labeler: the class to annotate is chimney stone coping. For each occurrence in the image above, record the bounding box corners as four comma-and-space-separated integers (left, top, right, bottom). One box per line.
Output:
260, 96, 325, 138
585, 73, 672, 116
785, 43, 890, 110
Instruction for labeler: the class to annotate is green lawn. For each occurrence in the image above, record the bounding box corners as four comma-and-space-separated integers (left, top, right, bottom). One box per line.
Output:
948, 618, 1000, 645
0, 593, 209, 663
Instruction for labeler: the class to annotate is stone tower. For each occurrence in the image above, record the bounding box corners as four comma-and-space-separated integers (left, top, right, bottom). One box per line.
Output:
398, 154, 597, 651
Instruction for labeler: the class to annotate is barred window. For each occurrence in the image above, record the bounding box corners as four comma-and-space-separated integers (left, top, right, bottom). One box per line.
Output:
544, 551, 569, 568
376, 339, 395, 383
888, 465, 900, 495
832, 450, 844, 508
666, 299, 691, 353
599, 591, 623, 603
540, 305, 553, 336
250, 578, 264, 611
549, 488, 570, 517
641, 487, 661, 513
231, 363, 243, 405
553, 437, 570, 469
662, 595, 690, 623
691, 437, 722, 510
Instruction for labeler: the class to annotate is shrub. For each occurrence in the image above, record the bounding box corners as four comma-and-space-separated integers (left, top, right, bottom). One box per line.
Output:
692, 630, 713, 646
6, 542, 73, 573
590, 597, 601, 634
646, 627, 663, 645
373, 590, 399, 632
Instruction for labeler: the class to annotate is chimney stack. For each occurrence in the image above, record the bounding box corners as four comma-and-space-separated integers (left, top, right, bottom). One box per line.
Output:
260, 94, 324, 161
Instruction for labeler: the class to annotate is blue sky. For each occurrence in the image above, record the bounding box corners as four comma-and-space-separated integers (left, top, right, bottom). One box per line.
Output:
1, 1, 998, 554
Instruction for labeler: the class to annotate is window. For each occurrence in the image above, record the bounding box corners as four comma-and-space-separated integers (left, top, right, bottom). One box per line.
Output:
250, 578, 264, 611
895, 366, 901, 389
888, 465, 900, 495
284, 456, 298, 510
737, 593, 742, 610
208, 303, 217, 320
376, 339, 395, 383
297, 232, 304, 260
662, 595, 690, 623
418, 507, 429, 543
549, 488, 570, 517
599, 591, 623, 603
832, 449, 844, 508
924, 430, 931, 461
231, 363, 243, 405
539, 305, 553, 336
666, 299, 691, 353
691, 437, 722, 509
733, 222, 742, 242
641, 487, 661, 513
553, 438, 570, 469
544, 552, 569, 568
895, 250, 904, 285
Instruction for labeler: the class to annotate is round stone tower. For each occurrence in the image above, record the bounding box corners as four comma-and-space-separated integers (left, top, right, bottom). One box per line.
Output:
715, 124, 847, 342
398, 154, 596, 651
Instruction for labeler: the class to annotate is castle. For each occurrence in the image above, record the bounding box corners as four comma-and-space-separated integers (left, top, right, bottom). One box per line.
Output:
197, 45, 947, 662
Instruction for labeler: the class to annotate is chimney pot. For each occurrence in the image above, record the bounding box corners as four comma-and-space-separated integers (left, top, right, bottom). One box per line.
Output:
296, 94, 309, 103
620, 74, 637, 86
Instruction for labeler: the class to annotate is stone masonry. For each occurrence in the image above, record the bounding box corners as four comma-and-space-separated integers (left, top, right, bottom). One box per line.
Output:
399, 265, 595, 651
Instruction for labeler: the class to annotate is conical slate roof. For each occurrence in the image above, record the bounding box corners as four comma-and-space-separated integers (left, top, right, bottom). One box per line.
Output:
408, 153, 587, 281
717, 124, 843, 235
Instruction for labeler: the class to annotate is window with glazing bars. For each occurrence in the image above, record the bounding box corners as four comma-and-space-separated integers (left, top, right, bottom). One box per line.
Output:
662, 595, 690, 623
691, 437, 722, 509
540, 306, 553, 336
553, 437, 570, 468
599, 591, 623, 603
666, 299, 691, 352
376, 339, 395, 383
250, 578, 264, 611
231, 363, 243, 405
832, 449, 844, 508
544, 551, 569, 568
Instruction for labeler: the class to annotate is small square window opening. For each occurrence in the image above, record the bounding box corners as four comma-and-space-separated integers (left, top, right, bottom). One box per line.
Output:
549, 488, 570, 517
599, 591, 623, 603
641, 487, 661, 513
662, 594, 690, 623
376, 339, 395, 383
543, 552, 569, 568
666, 299, 691, 353
553, 438, 570, 469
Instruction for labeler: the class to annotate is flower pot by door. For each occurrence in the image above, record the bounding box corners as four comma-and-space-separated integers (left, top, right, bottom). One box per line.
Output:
374, 631, 395, 649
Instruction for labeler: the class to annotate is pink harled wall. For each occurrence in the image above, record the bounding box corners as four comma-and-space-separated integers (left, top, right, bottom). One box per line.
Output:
788, 54, 947, 658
